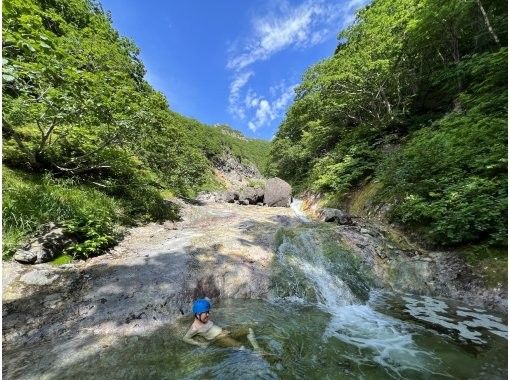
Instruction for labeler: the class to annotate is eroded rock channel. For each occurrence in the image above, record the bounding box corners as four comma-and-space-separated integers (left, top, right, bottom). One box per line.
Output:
3, 199, 507, 379
3, 202, 299, 364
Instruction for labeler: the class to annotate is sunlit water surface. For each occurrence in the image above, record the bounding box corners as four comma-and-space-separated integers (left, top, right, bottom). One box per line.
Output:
4, 207, 507, 379
5, 293, 506, 379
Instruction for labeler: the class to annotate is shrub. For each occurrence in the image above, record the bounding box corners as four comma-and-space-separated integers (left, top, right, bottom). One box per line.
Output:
2, 166, 120, 258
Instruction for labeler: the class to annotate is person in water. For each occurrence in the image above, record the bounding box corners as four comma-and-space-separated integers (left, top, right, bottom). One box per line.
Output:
182, 298, 261, 351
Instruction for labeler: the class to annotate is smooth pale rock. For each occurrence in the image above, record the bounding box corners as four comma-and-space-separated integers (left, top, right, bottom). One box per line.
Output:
20, 270, 59, 285
263, 178, 292, 207
13, 250, 37, 264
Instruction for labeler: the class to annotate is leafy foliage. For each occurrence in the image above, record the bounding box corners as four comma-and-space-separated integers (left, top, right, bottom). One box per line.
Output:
2, 0, 270, 259
2, 166, 120, 258
270, 0, 507, 250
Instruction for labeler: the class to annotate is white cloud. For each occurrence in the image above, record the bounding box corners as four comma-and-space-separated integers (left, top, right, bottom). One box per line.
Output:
228, 71, 254, 119
227, 1, 336, 71
246, 83, 297, 132
248, 121, 258, 132
244, 89, 260, 108
226, 0, 371, 130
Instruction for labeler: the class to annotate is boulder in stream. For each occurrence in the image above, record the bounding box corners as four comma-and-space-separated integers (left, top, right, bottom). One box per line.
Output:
263, 178, 292, 207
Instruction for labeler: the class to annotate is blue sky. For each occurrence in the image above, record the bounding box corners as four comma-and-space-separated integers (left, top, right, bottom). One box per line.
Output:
99, 0, 371, 140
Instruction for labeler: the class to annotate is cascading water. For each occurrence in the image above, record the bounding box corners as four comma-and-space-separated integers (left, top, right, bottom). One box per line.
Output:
267, 201, 508, 379
290, 198, 310, 223
4, 202, 506, 379
274, 228, 441, 377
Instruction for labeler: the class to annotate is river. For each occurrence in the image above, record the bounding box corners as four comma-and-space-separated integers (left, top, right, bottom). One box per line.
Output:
2, 200, 507, 379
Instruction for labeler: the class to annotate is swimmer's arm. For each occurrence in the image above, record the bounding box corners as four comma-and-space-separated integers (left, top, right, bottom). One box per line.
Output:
182, 327, 209, 347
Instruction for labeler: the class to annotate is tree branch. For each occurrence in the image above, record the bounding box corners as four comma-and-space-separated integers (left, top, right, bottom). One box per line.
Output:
51, 163, 112, 174
476, 0, 500, 46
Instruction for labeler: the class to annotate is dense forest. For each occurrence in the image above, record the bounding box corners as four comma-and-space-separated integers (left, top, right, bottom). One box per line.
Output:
269, 0, 507, 257
2, 0, 507, 262
2, 0, 270, 259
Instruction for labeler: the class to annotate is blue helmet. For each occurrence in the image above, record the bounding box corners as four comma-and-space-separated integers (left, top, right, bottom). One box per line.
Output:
192, 299, 211, 315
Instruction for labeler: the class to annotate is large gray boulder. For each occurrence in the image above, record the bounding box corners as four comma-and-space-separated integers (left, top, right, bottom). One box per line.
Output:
13, 223, 76, 264
239, 187, 258, 204
320, 208, 354, 225
263, 178, 292, 207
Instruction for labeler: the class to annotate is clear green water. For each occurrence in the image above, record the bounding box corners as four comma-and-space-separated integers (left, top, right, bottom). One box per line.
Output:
4, 223, 507, 379
7, 296, 506, 379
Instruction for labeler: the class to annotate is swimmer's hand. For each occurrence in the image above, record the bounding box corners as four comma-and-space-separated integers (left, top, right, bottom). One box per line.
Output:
199, 342, 210, 348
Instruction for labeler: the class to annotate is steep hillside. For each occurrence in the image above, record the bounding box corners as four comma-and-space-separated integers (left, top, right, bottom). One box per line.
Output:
2, 0, 269, 258
269, 0, 507, 260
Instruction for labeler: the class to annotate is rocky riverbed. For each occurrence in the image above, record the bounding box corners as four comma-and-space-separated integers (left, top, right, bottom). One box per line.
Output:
2, 199, 507, 378
3, 200, 300, 376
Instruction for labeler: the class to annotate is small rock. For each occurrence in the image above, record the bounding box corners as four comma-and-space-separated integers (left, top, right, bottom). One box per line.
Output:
14, 224, 76, 264
13, 250, 37, 264
239, 187, 258, 204
320, 208, 353, 225
224, 192, 236, 203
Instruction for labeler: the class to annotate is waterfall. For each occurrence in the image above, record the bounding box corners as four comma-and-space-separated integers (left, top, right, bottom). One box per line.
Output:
290, 198, 310, 223
274, 228, 440, 377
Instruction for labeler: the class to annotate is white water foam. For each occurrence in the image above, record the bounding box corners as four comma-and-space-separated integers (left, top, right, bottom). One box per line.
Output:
290, 198, 310, 223
323, 305, 441, 377
277, 231, 441, 378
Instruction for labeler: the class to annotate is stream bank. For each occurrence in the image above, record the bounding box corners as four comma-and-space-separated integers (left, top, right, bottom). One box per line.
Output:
2, 198, 507, 378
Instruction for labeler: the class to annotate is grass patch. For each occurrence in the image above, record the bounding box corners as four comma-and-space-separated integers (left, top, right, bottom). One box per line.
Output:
463, 244, 507, 287
50, 254, 74, 266
476, 257, 507, 288
247, 178, 266, 188
349, 181, 384, 216
2, 166, 121, 259
193, 170, 227, 194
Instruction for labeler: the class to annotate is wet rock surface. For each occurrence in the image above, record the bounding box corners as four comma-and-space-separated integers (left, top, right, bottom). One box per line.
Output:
318, 218, 507, 313
3, 202, 299, 357
3, 198, 506, 378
